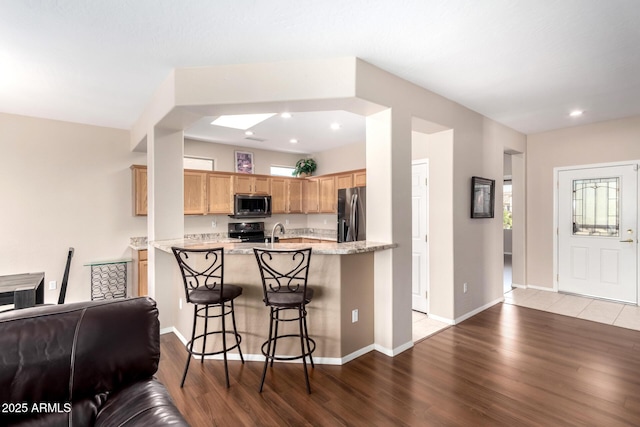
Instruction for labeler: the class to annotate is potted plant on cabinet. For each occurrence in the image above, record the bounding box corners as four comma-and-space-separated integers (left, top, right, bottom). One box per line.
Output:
293, 158, 317, 177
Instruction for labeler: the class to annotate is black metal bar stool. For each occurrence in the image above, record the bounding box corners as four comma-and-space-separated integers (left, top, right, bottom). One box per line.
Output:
172, 247, 244, 388
253, 247, 316, 394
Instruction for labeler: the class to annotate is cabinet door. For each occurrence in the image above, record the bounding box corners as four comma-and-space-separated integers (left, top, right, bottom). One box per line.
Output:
353, 170, 366, 187
303, 179, 319, 213
254, 177, 271, 194
336, 173, 353, 190
138, 249, 148, 297
270, 178, 287, 214
288, 179, 303, 213
318, 176, 336, 213
281, 238, 303, 243
132, 166, 147, 216
207, 174, 234, 214
234, 175, 253, 194
184, 171, 206, 215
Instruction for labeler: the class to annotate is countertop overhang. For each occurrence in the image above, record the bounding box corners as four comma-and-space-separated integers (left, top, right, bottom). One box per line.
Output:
150, 238, 396, 255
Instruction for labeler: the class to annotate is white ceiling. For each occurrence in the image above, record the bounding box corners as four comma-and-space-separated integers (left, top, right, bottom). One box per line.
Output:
1, 0, 639, 153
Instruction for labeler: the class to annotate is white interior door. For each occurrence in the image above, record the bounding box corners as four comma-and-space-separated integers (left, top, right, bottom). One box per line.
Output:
412, 160, 429, 313
557, 164, 638, 303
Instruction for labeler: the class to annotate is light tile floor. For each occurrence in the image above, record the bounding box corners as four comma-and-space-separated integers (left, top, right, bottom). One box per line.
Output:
504, 287, 640, 331
412, 311, 449, 342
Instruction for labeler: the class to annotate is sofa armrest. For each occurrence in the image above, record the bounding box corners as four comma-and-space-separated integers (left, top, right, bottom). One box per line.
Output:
95, 379, 189, 427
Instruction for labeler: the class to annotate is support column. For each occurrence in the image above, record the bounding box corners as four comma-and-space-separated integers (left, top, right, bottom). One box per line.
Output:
147, 127, 184, 328
366, 108, 413, 355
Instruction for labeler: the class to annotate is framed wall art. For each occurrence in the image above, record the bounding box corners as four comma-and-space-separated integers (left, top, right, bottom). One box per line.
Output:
234, 151, 254, 174
471, 176, 495, 218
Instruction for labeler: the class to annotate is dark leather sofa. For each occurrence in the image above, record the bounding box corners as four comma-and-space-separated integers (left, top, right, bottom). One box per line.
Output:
0, 297, 189, 426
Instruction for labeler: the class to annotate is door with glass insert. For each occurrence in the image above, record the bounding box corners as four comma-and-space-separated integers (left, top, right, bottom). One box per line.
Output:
557, 164, 638, 303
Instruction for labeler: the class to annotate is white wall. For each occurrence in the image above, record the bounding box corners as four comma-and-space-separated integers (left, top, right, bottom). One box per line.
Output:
184, 138, 306, 175
312, 141, 366, 175
0, 112, 146, 303
526, 115, 640, 289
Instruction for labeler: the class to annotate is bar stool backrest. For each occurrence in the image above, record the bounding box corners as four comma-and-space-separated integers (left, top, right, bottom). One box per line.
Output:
171, 247, 224, 303
253, 248, 312, 304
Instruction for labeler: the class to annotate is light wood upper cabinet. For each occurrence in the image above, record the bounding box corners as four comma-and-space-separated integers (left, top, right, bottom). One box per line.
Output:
184, 171, 207, 215
270, 178, 287, 214
207, 173, 234, 214
303, 179, 319, 213
288, 179, 303, 213
336, 173, 353, 190
272, 177, 303, 214
235, 175, 270, 195
131, 165, 365, 217
318, 176, 336, 213
131, 165, 147, 216
353, 169, 366, 187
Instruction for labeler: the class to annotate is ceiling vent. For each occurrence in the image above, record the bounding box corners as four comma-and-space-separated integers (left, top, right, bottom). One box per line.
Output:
245, 136, 266, 142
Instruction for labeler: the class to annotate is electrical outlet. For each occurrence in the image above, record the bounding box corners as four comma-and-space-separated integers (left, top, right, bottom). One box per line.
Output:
179, 298, 183, 310
211, 220, 217, 228
49, 280, 57, 290
352, 309, 359, 323
285, 219, 290, 225
463, 283, 468, 293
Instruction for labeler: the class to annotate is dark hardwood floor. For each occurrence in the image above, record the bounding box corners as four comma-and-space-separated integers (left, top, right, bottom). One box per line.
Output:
156, 303, 640, 426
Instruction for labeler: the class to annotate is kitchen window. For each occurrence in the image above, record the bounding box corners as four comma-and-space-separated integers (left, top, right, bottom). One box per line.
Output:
270, 165, 295, 177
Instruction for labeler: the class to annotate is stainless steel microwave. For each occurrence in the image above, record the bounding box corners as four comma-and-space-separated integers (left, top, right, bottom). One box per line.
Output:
231, 194, 271, 218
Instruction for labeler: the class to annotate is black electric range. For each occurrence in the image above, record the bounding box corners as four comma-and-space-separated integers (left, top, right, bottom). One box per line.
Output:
228, 222, 279, 243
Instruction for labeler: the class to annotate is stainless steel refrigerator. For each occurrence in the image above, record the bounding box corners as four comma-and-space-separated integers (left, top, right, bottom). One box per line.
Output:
337, 186, 366, 242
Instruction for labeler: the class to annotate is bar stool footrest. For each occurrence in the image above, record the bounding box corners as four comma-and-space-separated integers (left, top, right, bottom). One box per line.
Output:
261, 334, 316, 361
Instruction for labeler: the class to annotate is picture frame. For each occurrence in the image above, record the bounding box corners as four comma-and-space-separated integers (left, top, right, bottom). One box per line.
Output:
234, 151, 254, 174
471, 176, 495, 218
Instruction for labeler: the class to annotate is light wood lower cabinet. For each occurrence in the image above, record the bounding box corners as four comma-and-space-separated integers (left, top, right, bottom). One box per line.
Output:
280, 237, 329, 243
137, 249, 148, 297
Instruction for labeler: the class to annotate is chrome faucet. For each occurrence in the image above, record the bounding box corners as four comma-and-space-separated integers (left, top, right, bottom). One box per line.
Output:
271, 222, 285, 243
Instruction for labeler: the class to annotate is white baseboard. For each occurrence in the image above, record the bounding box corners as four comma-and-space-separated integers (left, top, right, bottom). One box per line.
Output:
453, 297, 503, 324
374, 340, 413, 357
162, 327, 375, 365
527, 284, 555, 292
511, 283, 526, 289
427, 313, 455, 325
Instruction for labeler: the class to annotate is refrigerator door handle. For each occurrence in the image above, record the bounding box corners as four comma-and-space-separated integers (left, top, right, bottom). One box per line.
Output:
350, 193, 358, 241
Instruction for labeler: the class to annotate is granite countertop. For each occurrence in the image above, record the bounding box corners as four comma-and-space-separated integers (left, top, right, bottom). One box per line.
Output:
150, 238, 396, 255
129, 228, 337, 250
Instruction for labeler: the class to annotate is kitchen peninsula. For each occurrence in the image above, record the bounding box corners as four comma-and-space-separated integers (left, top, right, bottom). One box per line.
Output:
151, 238, 396, 364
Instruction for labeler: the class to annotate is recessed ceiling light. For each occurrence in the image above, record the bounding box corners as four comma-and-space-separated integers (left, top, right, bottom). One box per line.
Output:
245, 130, 254, 136
211, 113, 276, 130
569, 110, 584, 117
281, 112, 292, 119
330, 122, 341, 130
289, 139, 298, 144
